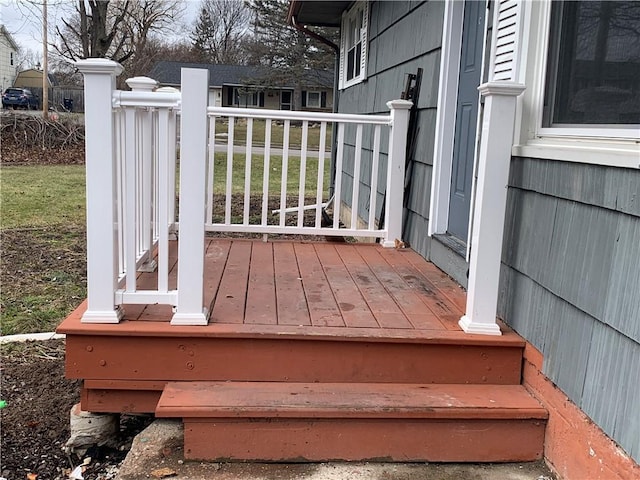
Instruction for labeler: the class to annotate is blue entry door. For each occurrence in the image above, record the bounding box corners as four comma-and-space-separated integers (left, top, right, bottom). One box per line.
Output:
448, 0, 486, 241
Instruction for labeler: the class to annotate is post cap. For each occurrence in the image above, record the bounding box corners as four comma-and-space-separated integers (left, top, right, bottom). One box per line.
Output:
478, 81, 526, 97
75, 58, 124, 76
386, 99, 413, 110
126, 76, 158, 92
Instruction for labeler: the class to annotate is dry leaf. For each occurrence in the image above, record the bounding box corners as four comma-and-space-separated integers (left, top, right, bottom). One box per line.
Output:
27, 474, 38, 480
150, 467, 177, 479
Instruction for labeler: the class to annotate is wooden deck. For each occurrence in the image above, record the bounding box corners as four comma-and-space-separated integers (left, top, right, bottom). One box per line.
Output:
58, 239, 545, 462
60, 238, 521, 345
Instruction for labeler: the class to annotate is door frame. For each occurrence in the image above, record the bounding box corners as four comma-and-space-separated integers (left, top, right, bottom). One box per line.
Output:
429, 0, 490, 257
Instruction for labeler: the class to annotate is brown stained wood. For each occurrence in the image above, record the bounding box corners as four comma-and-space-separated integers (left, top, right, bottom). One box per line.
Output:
82, 387, 161, 413
313, 244, 379, 327
203, 239, 232, 315
294, 243, 344, 327
157, 382, 548, 419
359, 246, 437, 315
399, 248, 467, 312
59, 301, 525, 347
377, 247, 465, 319
245, 242, 277, 324
64, 334, 523, 384
273, 242, 311, 326
335, 245, 413, 329
211, 241, 251, 324
183, 418, 546, 462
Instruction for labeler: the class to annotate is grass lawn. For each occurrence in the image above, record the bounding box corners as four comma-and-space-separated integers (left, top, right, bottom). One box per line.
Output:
218, 119, 333, 149
1, 165, 87, 229
211, 152, 330, 196
1, 165, 88, 336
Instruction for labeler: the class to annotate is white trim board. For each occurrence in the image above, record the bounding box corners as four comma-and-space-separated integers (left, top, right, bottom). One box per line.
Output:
428, 0, 464, 237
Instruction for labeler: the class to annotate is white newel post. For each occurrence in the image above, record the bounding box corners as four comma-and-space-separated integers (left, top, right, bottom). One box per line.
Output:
382, 99, 412, 248
77, 59, 124, 323
171, 68, 209, 325
459, 81, 525, 336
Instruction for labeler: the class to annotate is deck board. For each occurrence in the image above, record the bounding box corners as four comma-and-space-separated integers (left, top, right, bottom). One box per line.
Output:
211, 241, 251, 324
245, 242, 277, 325
274, 242, 311, 326
314, 244, 380, 328
111, 239, 478, 338
294, 243, 345, 327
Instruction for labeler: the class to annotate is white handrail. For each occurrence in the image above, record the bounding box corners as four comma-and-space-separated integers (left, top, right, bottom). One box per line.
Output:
78, 58, 411, 326
208, 105, 391, 125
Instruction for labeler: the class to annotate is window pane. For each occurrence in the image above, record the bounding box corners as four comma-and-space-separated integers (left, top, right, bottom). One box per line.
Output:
347, 47, 355, 81
355, 42, 362, 78
307, 92, 320, 108
544, 1, 640, 125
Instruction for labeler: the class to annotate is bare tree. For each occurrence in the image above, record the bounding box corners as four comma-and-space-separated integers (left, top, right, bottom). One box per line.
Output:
53, 0, 184, 65
192, 0, 251, 64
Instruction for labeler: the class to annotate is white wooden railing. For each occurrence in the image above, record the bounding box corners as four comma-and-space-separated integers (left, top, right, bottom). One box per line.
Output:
77, 59, 411, 325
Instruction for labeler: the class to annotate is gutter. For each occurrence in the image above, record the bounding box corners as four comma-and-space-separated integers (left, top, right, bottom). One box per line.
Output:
287, 7, 339, 53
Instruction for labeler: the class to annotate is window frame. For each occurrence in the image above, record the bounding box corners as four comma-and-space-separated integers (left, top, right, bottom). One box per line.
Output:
305, 91, 321, 108
339, 1, 368, 90
513, 0, 639, 169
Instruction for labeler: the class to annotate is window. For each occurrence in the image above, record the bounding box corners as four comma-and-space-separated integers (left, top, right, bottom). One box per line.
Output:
232, 87, 265, 108
10, 52, 14, 66
339, 1, 368, 89
301, 90, 327, 109
512, 0, 640, 168
543, 1, 640, 127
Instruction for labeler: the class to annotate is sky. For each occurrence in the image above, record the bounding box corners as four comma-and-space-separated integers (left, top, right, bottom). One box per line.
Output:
0, 0, 200, 65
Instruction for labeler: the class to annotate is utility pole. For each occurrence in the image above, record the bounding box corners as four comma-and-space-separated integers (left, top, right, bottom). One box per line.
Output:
42, 0, 49, 119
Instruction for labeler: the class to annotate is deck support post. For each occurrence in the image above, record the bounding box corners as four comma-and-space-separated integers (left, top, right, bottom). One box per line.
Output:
77, 59, 124, 323
171, 68, 210, 325
382, 99, 412, 248
460, 82, 525, 336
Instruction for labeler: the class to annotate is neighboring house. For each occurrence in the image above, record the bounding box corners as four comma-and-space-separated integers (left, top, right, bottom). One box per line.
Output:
148, 61, 334, 112
290, 0, 639, 478
0, 25, 19, 93
13, 68, 55, 89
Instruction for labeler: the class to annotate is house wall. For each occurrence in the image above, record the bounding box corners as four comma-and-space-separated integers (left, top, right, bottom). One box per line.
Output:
498, 156, 640, 464
0, 31, 18, 92
336, 0, 444, 257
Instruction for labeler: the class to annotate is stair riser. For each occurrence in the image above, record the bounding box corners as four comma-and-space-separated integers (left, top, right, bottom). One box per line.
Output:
183, 418, 546, 462
67, 335, 522, 385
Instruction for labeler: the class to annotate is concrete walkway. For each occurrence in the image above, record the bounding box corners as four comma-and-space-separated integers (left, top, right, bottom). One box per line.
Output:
116, 420, 557, 480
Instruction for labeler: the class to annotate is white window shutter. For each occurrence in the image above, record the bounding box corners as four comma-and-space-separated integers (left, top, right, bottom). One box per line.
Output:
338, 12, 347, 90
490, 0, 521, 82
360, 1, 369, 81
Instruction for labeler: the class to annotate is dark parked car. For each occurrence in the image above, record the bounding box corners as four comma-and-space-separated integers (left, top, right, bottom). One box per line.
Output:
2, 88, 39, 110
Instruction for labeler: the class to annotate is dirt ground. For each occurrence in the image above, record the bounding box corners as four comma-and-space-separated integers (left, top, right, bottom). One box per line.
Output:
1, 340, 153, 480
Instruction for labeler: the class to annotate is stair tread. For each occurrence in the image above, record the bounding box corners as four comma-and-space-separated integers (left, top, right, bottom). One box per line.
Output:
156, 381, 548, 420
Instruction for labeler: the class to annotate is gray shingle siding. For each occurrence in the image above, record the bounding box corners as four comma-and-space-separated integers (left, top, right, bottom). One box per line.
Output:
337, 1, 443, 257
499, 156, 640, 462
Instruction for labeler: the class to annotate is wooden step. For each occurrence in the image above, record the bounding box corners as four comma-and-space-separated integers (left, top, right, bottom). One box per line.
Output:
156, 381, 548, 462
